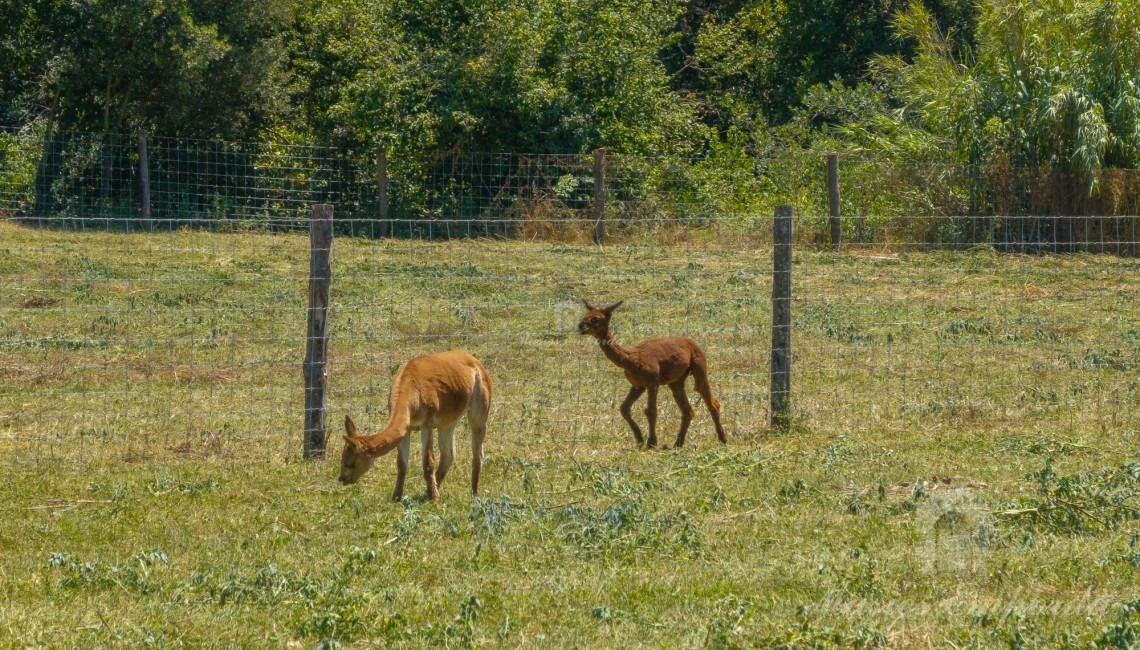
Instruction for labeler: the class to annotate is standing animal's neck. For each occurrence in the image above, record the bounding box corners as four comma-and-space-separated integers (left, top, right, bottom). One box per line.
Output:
596, 327, 636, 370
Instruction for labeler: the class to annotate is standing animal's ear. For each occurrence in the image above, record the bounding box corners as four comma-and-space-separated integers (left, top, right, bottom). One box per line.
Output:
344, 415, 357, 437
343, 435, 364, 451
604, 300, 624, 315
582, 299, 597, 311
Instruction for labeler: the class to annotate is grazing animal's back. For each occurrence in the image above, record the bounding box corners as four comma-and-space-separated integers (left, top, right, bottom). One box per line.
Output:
395, 350, 493, 421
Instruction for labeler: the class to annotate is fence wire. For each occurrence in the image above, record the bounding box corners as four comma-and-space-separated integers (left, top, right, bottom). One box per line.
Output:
5, 125, 1140, 251
1, 125, 1138, 466
0, 211, 1136, 467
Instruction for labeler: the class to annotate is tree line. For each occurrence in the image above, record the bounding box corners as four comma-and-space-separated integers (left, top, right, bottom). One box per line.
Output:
2, 0, 1138, 229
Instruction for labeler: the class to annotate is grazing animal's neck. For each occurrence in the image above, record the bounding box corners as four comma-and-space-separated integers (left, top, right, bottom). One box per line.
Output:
360, 375, 417, 454
597, 328, 636, 370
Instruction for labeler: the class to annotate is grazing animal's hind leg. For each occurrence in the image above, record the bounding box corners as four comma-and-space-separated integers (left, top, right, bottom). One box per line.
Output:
470, 421, 486, 496
693, 363, 728, 443
620, 386, 646, 445
669, 380, 695, 448
393, 433, 411, 501
421, 424, 440, 502
645, 384, 659, 449
435, 423, 457, 489
467, 365, 491, 497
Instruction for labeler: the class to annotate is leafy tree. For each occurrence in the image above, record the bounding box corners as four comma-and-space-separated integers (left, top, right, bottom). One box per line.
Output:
1, 0, 295, 137
667, 0, 979, 131
290, 0, 710, 156
853, 0, 1140, 183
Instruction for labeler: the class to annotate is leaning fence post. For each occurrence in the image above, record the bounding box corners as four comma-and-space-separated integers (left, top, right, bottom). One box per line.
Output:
303, 204, 334, 458
137, 127, 152, 231
377, 148, 389, 237
828, 152, 840, 249
771, 205, 793, 429
593, 147, 606, 245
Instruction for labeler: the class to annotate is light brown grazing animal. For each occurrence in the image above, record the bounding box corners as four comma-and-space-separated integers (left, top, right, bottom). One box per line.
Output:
578, 300, 727, 449
339, 350, 492, 503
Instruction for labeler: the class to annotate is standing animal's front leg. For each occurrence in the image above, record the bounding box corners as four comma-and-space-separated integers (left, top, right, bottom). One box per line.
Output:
645, 384, 659, 449
421, 424, 439, 503
392, 433, 411, 501
620, 386, 646, 445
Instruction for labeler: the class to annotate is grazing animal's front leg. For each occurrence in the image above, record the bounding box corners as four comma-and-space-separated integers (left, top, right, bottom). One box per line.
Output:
393, 433, 411, 501
421, 424, 439, 503
645, 384, 659, 449
620, 386, 646, 445
669, 380, 695, 448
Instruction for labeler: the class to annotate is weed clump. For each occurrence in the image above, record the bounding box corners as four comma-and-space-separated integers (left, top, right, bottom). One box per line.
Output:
47, 549, 168, 593
556, 498, 701, 558
705, 598, 889, 649
181, 546, 381, 646
996, 458, 1140, 536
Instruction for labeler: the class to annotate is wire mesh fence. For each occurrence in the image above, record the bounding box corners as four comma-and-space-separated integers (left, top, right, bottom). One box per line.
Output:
1, 124, 1138, 468
5, 124, 1140, 251
1, 210, 1136, 468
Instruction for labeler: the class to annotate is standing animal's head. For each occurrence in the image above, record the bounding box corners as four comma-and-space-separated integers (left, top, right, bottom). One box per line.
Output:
339, 415, 378, 485
578, 299, 623, 338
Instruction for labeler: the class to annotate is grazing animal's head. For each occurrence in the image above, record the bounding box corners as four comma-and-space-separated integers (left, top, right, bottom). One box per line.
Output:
578, 299, 623, 338
339, 415, 378, 485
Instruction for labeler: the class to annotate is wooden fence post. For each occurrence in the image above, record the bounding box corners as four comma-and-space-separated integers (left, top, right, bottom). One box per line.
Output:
377, 148, 389, 237
303, 204, 334, 458
138, 127, 152, 231
828, 152, 840, 249
593, 147, 606, 245
771, 205, 793, 429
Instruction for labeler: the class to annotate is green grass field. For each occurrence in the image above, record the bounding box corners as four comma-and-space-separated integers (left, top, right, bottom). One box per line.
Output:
1, 220, 1138, 648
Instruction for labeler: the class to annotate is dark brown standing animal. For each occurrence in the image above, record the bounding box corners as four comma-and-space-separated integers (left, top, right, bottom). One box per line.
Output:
578, 300, 727, 449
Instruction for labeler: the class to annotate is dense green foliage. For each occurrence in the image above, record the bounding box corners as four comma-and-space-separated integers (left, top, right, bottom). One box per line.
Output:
0, 0, 294, 137
1, 0, 980, 150
831, 0, 1140, 178
2, 0, 1138, 227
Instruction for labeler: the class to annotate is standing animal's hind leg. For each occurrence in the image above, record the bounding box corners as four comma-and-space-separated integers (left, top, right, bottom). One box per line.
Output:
645, 384, 659, 449
620, 386, 646, 445
435, 423, 457, 490
393, 433, 411, 501
694, 370, 727, 444
669, 380, 695, 448
421, 424, 440, 502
